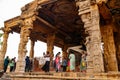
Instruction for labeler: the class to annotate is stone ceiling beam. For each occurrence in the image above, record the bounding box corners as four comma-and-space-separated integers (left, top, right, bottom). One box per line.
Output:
36, 16, 70, 38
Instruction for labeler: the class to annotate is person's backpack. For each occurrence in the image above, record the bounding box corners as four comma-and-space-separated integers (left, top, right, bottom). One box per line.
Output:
82, 61, 86, 67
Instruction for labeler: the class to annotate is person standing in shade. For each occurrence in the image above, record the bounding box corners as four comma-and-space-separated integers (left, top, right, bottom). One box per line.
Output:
41, 51, 50, 72
66, 59, 70, 72
25, 56, 31, 72
62, 57, 67, 72
69, 50, 75, 72
9, 58, 15, 72
3, 56, 9, 72
55, 52, 61, 72
80, 52, 87, 73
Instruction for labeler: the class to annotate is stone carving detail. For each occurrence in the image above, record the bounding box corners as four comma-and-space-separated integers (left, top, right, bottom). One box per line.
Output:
81, 12, 92, 24
90, 0, 96, 5
76, 0, 90, 15
76, 0, 104, 72
87, 61, 93, 68
91, 10, 100, 25
21, 0, 38, 19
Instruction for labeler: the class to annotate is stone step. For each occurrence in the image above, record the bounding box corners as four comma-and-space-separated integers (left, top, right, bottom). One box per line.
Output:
6, 72, 120, 80
0, 70, 4, 77
0, 73, 11, 80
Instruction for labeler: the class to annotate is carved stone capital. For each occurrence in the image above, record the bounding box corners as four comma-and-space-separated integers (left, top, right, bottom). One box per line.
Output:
96, 0, 107, 4
4, 27, 12, 34
21, 18, 34, 31
21, 0, 38, 19
76, 0, 91, 15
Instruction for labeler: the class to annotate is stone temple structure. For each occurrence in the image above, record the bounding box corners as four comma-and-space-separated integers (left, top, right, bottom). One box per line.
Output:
0, 0, 120, 79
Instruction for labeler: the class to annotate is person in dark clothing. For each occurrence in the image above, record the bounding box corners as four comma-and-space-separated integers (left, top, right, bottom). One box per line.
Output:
41, 51, 50, 72
4, 56, 9, 72
62, 57, 67, 72
25, 56, 31, 72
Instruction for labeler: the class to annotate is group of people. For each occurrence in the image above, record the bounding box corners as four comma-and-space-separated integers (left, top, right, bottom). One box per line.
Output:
4, 56, 16, 73
41, 51, 64, 72
68, 50, 87, 73
41, 51, 62, 72
4, 55, 33, 73
3, 50, 87, 73
41, 50, 87, 73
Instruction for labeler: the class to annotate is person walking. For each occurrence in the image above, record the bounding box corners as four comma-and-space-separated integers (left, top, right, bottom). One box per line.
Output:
3, 56, 9, 72
41, 51, 50, 72
69, 50, 75, 72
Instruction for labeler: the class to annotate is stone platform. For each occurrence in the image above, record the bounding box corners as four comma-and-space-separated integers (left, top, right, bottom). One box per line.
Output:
2, 72, 120, 80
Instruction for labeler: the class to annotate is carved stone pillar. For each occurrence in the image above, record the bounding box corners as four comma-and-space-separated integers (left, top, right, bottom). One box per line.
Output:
0, 30, 10, 70
101, 24, 118, 71
115, 32, 120, 71
62, 44, 68, 59
15, 18, 33, 72
47, 33, 55, 57
29, 40, 35, 59
113, 16, 120, 71
46, 33, 55, 70
76, 0, 104, 73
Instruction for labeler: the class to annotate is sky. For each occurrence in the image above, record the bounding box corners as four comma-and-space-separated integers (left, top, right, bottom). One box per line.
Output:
0, 0, 62, 60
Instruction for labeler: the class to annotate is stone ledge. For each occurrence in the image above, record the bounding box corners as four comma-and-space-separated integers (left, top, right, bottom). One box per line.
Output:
5, 72, 120, 80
